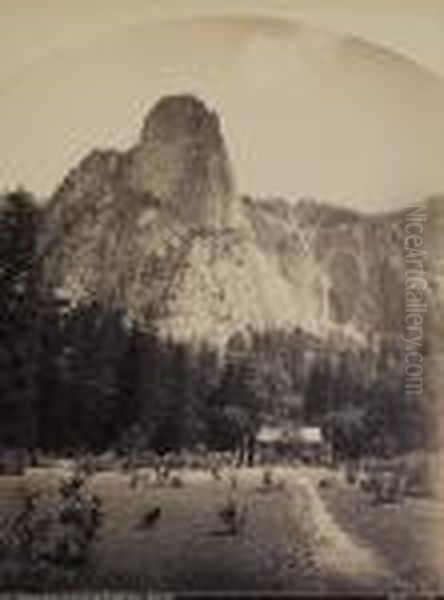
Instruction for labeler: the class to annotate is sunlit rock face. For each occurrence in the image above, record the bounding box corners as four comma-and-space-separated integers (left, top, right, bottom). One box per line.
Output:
41, 95, 410, 348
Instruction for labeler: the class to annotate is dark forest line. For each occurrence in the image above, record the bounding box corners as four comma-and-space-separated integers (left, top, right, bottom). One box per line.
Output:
0, 190, 431, 460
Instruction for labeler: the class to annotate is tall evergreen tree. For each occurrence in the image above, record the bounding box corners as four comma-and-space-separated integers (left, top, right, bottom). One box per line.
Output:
0, 190, 40, 448
303, 358, 331, 425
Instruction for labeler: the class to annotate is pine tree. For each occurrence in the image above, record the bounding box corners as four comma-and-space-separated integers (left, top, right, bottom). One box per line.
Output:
0, 190, 40, 449
304, 358, 331, 425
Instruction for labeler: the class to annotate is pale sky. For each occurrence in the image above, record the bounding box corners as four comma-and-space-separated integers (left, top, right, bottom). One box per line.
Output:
1, 0, 444, 211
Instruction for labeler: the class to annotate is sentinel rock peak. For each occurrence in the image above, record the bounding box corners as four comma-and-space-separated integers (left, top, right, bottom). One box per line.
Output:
42, 94, 410, 348
128, 95, 238, 230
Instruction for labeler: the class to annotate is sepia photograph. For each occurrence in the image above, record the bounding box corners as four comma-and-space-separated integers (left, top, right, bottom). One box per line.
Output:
0, 0, 444, 596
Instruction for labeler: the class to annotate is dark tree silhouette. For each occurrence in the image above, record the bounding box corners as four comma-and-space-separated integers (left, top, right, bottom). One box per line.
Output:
0, 190, 40, 449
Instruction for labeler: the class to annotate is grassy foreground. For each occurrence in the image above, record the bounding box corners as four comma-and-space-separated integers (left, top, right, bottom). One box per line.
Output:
0, 464, 442, 593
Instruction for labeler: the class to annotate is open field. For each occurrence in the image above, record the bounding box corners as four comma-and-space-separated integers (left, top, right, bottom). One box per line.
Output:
0, 464, 442, 593
320, 473, 444, 592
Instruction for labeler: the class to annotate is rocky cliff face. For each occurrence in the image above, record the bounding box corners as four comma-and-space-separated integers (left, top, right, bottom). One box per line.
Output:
244, 198, 406, 340
41, 95, 410, 348
127, 95, 237, 230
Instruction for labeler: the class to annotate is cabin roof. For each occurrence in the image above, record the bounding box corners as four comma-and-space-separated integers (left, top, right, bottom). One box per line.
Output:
298, 426, 323, 444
